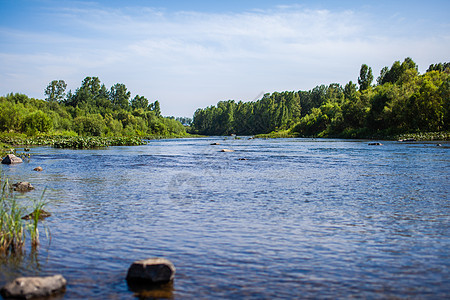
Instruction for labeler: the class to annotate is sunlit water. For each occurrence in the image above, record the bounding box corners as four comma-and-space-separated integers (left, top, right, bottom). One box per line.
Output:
1, 138, 449, 299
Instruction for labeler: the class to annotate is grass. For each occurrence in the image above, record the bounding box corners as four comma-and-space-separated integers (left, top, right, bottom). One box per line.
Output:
0, 134, 146, 149
0, 174, 50, 255
254, 130, 299, 139
53, 136, 145, 148
394, 131, 450, 141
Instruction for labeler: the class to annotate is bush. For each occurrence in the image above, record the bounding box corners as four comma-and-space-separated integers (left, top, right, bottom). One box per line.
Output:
0, 102, 25, 132
22, 110, 53, 135
74, 114, 105, 136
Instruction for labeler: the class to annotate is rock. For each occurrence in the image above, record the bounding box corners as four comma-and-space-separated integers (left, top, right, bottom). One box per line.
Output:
0, 275, 66, 299
33, 166, 43, 172
210, 142, 221, 145
12, 182, 34, 192
238, 158, 248, 161
126, 258, 176, 284
220, 149, 234, 152
22, 209, 51, 220
1, 154, 23, 165
368, 142, 383, 146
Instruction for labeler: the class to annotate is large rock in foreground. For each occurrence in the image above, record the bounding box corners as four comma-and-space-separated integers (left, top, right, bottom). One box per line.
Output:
1, 154, 23, 164
0, 275, 66, 299
126, 258, 176, 284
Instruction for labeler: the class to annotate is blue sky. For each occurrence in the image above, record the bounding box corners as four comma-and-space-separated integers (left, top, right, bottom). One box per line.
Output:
1, 0, 449, 117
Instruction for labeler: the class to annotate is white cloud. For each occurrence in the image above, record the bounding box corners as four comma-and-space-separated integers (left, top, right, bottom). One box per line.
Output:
0, 4, 449, 116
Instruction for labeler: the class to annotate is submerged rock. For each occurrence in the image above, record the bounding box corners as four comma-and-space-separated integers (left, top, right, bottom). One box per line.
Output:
126, 258, 176, 284
0, 275, 66, 299
1, 154, 23, 164
220, 149, 234, 152
210, 142, 220, 145
368, 142, 383, 146
130, 281, 174, 299
33, 166, 43, 172
22, 209, 51, 220
12, 182, 34, 192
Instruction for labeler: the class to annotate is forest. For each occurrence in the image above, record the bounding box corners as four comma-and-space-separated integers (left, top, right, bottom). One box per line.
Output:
0, 77, 187, 138
191, 58, 449, 139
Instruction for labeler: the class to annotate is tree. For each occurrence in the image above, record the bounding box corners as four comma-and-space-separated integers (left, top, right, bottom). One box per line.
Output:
152, 100, 161, 117
344, 81, 357, 100
377, 67, 389, 85
110, 83, 131, 110
66, 76, 102, 107
358, 64, 373, 91
45, 80, 67, 102
380, 58, 418, 85
427, 62, 450, 73
131, 95, 149, 110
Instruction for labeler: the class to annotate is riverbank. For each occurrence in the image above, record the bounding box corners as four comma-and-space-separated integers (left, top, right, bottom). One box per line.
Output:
254, 130, 450, 141
0, 133, 202, 153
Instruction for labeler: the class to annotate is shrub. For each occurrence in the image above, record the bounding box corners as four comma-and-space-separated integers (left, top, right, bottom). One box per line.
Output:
74, 114, 105, 136
22, 110, 53, 135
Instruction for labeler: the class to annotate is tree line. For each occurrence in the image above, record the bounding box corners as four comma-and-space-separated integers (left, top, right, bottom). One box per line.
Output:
0, 77, 187, 137
191, 58, 449, 138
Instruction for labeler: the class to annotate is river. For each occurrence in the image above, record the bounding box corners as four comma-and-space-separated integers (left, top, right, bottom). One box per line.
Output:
1, 137, 449, 299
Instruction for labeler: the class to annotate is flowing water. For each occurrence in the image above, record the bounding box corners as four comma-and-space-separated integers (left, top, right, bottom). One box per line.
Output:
1, 138, 449, 299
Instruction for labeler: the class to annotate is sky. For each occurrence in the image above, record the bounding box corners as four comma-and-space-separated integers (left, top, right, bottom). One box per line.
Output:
1, 0, 449, 117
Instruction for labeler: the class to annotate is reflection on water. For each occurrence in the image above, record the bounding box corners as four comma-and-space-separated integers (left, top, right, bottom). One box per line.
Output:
128, 281, 174, 299
0, 138, 449, 299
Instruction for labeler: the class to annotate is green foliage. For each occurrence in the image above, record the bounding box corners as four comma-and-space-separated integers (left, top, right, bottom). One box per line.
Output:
358, 64, 373, 91
0, 77, 187, 139
192, 58, 449, 139
74, 114, 105, 136
44, 80, 67, 102
0, 177, 50, 255
53, 136, 145, 149
131, 95, 149, 110
0, 100, 26, 132
378, 57, 418, 85
22, 110, 53, 135
110, 83, 131, 110
427, 62, 450, 73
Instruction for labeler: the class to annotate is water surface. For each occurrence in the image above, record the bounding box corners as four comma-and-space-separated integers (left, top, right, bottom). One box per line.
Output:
1, 138, 449, 299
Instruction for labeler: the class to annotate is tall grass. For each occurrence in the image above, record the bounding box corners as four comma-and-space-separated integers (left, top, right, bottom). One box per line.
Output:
0, 174, 49, 255
0, 179, 25, 253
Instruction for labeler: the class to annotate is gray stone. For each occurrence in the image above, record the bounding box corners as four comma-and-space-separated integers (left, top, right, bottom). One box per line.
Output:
0, 275, 66, 299
12, 182, 34, 192
1, 154, 23, 164
126, 258, 176, 284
